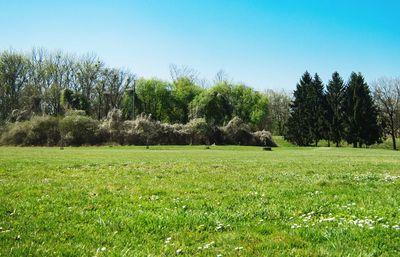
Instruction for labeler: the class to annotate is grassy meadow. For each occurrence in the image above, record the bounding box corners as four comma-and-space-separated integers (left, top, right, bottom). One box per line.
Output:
0, 145, 399, 256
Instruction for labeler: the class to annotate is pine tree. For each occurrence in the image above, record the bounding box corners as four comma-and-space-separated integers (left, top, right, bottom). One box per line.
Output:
326, 72, 345, 147
284, 71, 314, 146
309, 73, 325, 146
344, 72, 381, 147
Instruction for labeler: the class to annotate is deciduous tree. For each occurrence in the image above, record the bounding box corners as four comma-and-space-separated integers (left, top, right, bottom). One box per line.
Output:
372, 77, 400, 150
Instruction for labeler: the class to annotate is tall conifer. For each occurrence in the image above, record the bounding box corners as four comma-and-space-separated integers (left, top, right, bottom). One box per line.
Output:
326, 72, 345, 147
344, 72, 381, 147
285, 71, 314, 146
310, 73, 325, 146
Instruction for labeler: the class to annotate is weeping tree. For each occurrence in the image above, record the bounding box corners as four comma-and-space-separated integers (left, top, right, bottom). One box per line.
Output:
230, 84, 269, 130
170, 77, 203, 124
189, 83, 233, 126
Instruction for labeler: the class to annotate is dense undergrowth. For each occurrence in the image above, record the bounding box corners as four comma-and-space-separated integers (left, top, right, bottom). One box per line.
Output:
0, 110, 276, 147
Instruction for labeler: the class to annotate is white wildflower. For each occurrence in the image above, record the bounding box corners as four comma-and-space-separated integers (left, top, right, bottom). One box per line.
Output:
164, 237, 172, 244
319, 217, 336, 222
291, 224, 301, 229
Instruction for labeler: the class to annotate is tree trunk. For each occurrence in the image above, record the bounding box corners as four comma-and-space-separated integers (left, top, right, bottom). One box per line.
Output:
391, 131, 397, 150
353, 142, 357, 148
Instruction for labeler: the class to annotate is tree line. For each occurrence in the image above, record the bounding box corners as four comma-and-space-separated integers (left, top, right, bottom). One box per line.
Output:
0, 49, 277, 131
1, 49, 398, 149
285, 71, 400, 150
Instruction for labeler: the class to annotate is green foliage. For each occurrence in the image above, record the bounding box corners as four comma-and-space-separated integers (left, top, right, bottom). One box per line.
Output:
120, 90, 134, 120
0, 122, 29, 145
284, 72, 326, 146
0, 48, 397, 148
60, 88, 74, 109
285, 71, 315, 146
0, 49, 270, 131
190, 83, 233, 125
25, 116, 61, 146
60, 89, 90, 112
286, 71, 385, 148
0, 116, 60, 146
190, 83, 269, 128
326, 72, 346, 146
59, 112, 102, 146
170, 77, 203, 123
309, 73, 326, 146
230, 84, 269, 129
344, 72, 382, 147
135, 78, 173, 122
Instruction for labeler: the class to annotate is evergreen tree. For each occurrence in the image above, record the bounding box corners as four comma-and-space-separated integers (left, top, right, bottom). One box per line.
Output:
344, 72, 381, 147
326, 72, 345, 147
310, 73, 325, 146
284, 71, 314, 146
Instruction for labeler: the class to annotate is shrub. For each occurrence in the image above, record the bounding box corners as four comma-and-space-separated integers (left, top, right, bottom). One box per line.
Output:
65, 110, 87, 116
60, 112, 101, 146
253, 130, 277, 147
0, 116, 60, 146
0, 109, 277, 147
157, 123, 188, 145
25, 116, 60, 146
123, 114, 160, 145
0, 122, 5, 137
183, 118, 213, 145
99, 109, 124, 144
209, 126, 225, 145
222, 117, 253, 145
8, 109, 32, 122
0, 121, 29, 145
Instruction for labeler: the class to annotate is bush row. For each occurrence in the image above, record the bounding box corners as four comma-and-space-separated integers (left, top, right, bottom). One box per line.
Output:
0, 110, 277, 147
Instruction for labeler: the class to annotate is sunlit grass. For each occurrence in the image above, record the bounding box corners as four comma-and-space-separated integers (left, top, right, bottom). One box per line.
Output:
0, 146, 399, 256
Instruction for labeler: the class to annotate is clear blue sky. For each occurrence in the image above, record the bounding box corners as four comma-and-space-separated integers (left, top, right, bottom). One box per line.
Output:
1, 0, 399, 90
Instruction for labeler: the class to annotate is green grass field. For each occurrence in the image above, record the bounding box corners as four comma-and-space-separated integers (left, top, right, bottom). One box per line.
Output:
1, 146, 399, 256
